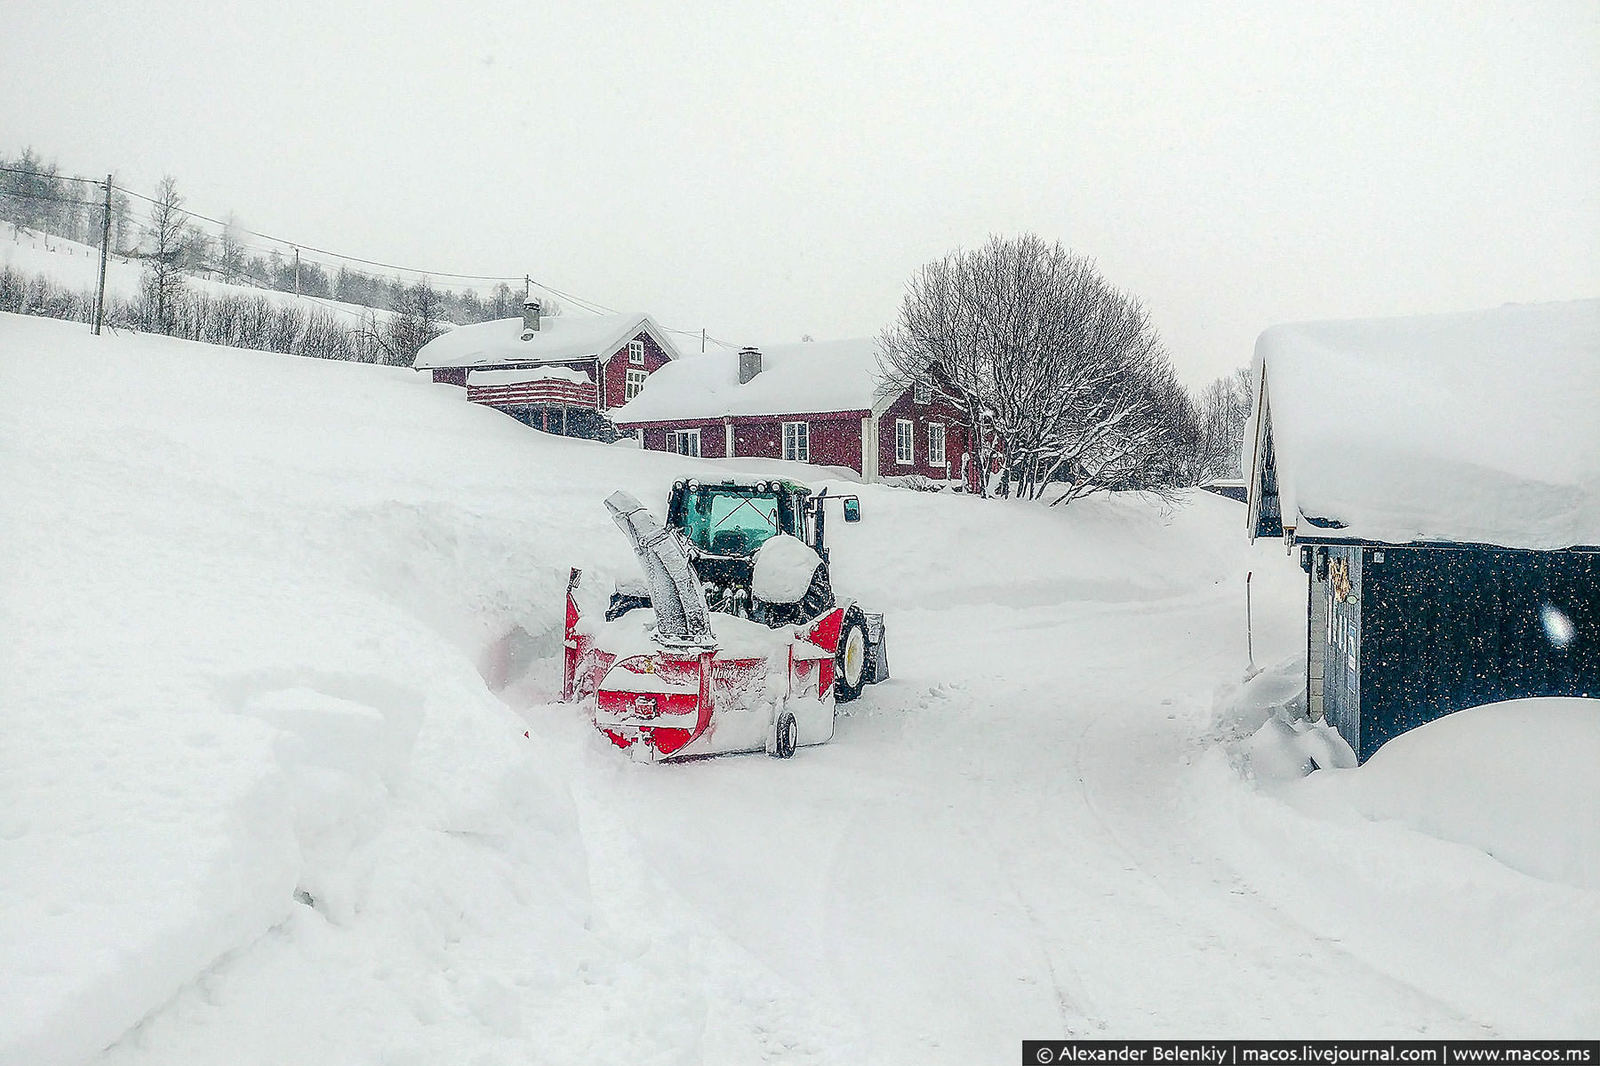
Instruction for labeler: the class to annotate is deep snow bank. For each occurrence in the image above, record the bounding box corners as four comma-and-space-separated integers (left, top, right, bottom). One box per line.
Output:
1196, 675, 1600, 1034
1296, 698, 1600, 891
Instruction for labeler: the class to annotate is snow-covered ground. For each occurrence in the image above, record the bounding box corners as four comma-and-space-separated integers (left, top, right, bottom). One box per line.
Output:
2, 311, 1595, 1065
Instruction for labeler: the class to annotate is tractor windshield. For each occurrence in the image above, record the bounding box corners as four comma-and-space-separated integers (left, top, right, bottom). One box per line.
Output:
683, 490, 782, 557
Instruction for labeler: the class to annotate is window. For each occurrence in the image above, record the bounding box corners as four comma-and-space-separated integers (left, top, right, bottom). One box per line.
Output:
668, 429, 700, 456
628, 340, 646, 365
682, 487, 782, 556
914, 380, 931, 404
895, 419, 914, 465
625, 368, 647, 400
928, 423, 946, 468
783, 421, 809, 462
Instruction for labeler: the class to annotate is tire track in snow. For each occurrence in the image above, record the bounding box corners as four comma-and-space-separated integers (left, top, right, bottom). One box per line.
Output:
567, 757, 864, 1065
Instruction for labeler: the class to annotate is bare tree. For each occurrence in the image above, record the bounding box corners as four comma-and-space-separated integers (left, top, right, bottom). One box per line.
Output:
380, 278, 446, 366
217, 213, 248, 283
1194, 367, 1254, 482
138, 175, 197, 334
879, 234, 1189, 503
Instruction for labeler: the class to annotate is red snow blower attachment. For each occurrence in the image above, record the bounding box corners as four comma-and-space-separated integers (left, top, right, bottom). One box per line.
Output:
561, 480, 888, 760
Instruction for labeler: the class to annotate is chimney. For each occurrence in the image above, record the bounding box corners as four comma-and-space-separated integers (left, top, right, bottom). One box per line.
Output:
521, 297, 542, 339
738, 346, 763, 384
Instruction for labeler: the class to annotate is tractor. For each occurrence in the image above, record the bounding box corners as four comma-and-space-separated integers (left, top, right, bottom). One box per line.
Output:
561, 477, 889, 760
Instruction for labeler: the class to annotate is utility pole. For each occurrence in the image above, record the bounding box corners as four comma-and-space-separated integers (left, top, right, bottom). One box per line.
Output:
93, 174, 112, 336
701, 328, 706, 353
293, 247, 301, 295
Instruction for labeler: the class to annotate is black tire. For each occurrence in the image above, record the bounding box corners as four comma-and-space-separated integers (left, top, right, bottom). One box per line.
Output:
834, 614, 869, 703
771, 711, 797, 758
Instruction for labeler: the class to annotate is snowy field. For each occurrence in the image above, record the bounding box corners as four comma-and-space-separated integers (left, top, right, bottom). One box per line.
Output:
2, 311, 1595, 1065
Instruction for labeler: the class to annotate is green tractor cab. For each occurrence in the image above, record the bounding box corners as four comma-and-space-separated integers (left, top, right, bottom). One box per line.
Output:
604, 477, 888, 702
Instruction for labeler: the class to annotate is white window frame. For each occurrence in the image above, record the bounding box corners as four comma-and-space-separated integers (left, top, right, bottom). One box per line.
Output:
625, 368, 647, 400
783, 421, 810, 463
928, 422, 946, 469
628, 339, 646, 365
895, 418, 914, 465
668, 428, 701, 457
914, 380, 931, 405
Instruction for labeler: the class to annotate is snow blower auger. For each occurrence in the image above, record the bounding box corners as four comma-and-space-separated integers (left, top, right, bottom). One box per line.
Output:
561, 479, 889, 761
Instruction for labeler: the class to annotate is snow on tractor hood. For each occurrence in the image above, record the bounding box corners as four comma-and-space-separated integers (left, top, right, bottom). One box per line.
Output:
752, 534, 823, 604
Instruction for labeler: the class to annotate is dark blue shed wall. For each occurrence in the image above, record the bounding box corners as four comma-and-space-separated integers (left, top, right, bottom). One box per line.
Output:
1335, 545, 1600, 761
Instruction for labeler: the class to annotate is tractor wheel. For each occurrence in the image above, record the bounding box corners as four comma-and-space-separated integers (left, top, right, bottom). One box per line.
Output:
834, 614, 869, 703
771, 711, 798, 758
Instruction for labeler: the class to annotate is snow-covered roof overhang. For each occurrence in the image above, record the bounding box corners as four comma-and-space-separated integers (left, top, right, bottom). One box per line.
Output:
413, 313, 681, 370
1243, 299, 1600, 550
611, 337, 891, 425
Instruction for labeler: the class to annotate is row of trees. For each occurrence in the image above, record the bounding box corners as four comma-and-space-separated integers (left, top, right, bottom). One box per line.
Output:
0, 262, 449, 368
1, 150, 526, 357
0, 148, 135, 250
879, 234, 1250, 502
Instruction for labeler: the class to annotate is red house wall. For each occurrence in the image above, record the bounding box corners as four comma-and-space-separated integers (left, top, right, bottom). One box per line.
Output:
432, 368, 468, 386
631, 413, 866, 472
629, 395, 981, 483
875, 389, 966, 481
800, 416, 863, 471
642, 419, 728, 459
601, 333, 672, 410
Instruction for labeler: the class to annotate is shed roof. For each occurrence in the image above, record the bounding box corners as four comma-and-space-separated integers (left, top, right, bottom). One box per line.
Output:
413, 312, 679, 370
611, 337, 893, 424
1244, 299, 1600, 550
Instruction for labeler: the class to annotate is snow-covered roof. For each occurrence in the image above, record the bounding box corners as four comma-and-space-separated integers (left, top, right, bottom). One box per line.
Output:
611, 338, 892, 424
1244, 299, 1600, 550
466, 366, 592, 386
413, 312, 679, 370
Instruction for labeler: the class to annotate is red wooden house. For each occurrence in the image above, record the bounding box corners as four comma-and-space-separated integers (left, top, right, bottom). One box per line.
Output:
611, 338, 978, 487
412, 298, 682, 437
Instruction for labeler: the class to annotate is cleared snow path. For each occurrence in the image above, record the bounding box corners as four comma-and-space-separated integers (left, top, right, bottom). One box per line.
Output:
538, 591, 1495, 1062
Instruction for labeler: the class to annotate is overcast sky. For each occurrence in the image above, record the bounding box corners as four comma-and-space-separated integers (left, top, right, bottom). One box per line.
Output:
5, 1, 1596, 385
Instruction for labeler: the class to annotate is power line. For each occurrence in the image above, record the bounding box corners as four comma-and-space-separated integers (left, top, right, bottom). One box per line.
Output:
4, 166, 736, 343
0, 164, 102, 184
114, 182, 524, 284
0, 188, 104, 210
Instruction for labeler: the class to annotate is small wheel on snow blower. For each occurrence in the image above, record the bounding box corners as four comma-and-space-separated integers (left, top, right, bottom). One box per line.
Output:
771, 711, 798, 758
833, 613, 869, 703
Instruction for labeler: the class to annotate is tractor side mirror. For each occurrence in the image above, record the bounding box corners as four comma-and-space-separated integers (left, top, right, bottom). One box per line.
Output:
843, 497, 861, 523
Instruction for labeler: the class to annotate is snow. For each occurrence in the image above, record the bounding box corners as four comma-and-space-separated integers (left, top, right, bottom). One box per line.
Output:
412, 312, 679, 369
1197, 681, 1600, 1034
1295, 697, 1600, 891
612, 337, 890, 424
2, 309, 1597, 1062
751, 533, 822, 603
1244, 299, 1600, 548
466, 365, 593, 386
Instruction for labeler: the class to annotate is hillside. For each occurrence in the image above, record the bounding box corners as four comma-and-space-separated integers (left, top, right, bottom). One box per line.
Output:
0, 227, 390, 329
1, 312, 1595, 1065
